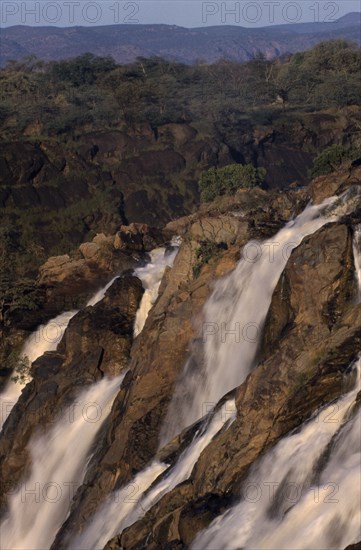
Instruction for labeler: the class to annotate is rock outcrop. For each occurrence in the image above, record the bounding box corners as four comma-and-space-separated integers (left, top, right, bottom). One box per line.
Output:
0, 276, 143, 516
50, 175, 361, 547
102, 192, 361, 548
0, 223, 171, 391
2, 165, 361, 549
38, 224, 168, 311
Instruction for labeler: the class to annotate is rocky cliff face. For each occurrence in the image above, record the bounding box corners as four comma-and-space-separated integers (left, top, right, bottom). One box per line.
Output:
1, 163, 361, 549
0, 276, 143, 515
2, 112, 356, 264
103, 209, 361, 549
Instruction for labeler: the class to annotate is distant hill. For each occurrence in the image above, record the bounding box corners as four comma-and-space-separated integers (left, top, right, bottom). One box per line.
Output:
0, 12, 360, 66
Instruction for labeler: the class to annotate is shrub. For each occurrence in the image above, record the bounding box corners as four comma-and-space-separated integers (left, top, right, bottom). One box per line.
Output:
199, 163, 266, 202
9, 350, 31, 384
192, 240, 227, 278
310, 145, 358, 178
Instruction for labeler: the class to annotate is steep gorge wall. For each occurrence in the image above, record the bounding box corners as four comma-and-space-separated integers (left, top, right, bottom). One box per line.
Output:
1, 164, 361, 549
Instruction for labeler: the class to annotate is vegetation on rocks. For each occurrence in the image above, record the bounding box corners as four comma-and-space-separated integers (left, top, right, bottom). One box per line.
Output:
310, 144, 359, 177
192, 239, 226, 278
1, 38, 361, 349
9, 352, 30, 384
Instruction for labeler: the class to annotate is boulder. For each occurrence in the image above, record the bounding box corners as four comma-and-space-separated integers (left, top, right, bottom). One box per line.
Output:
114, 228, 144, 252
37, 241, 139, 310
157, 123, 198, 146
78, 242, 100, 260
114, 223, 169, 252
308, 164, 361, 204
190, 215, 247, 245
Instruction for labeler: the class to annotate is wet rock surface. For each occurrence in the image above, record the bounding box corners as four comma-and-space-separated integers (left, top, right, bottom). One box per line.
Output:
103, 203, 361, 548
0, 276, 143, 516
2, 165, 361, 549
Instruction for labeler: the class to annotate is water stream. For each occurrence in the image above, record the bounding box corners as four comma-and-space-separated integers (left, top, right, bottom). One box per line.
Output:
192, 361, 361, 550
71, 399, 236, 550
1, 375, 125, 550
0, 243, 179, 549
161, 197, 339, 443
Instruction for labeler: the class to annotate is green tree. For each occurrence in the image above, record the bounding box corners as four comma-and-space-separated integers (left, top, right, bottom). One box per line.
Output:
310, 145, 358, 177
50, 53, 116, 87
199, 164, 266, 202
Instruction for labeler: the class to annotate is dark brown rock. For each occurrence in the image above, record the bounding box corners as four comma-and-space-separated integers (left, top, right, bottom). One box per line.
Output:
37, 238, 140, 311
114, 223, 168, 252
106, 219, 361, 549
0, 276, 143, 516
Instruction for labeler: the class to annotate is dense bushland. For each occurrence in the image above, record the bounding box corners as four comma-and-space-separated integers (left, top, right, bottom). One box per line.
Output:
0, 40, 360, 140
0, 40, 360, 312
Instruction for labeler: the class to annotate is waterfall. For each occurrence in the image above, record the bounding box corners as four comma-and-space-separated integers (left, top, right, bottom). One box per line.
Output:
0, 242, 179, 549
161, 197, 339, 443
70, 198, 347, 547
0, 260, 147, 431
2, 185, 359, 550
192, 360, 361, 550
353, 224, 361, 302
1, 375, 125, 550
0, 310, 77, 430
71, 399, 236, 550
192, 225, 361, 550
86, 277, 119, 307
133, 243, 179, 336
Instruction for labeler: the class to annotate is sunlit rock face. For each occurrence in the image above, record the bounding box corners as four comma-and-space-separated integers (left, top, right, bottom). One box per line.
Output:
1, 163, 361, 550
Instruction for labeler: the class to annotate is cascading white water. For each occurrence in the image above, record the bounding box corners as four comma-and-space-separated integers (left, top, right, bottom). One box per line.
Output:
0, 269, 133, 432
353, 224, 361, 302
161, 198, 339, 442
86, 277, 119, 307
192, 360, 361, 550
0, 243, 180, 549
71, 197, 354, 548
192, 225, 361, 550
0, 310, 77, 430
2, 186, 359, 550
133, 244, 179, 336
1, 374, 125, 550
71, 399, 236, 550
